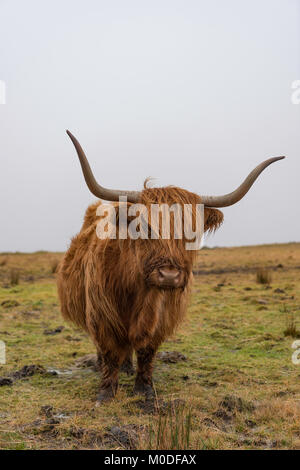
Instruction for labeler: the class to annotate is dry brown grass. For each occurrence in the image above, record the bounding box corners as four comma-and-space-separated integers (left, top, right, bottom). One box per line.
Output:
255, 398, 300, 422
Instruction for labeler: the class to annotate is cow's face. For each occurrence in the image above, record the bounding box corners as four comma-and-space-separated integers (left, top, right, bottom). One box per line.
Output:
120, 187, 224, 291
141, 209, 223, 290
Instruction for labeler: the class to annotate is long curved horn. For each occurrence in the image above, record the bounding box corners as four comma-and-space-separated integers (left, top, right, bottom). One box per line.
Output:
199, 157, 285, 208
66, 130, 141, 203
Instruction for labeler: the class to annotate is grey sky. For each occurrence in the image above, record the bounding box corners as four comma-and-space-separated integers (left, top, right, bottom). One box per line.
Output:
0, 0, 299, 252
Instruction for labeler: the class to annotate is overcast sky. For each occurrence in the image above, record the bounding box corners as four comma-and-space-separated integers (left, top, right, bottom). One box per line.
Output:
0, 0, 299, 252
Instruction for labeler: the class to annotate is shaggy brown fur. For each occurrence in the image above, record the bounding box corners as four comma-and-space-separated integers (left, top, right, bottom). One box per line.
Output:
57, 186, 223, 401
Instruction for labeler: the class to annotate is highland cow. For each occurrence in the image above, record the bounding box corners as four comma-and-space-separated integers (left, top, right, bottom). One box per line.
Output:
57, 131, 284, 403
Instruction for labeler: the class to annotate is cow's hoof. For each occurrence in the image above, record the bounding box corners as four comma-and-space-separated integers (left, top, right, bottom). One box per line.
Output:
96, 388, 116, 405
133, 382, 154, 398
120, 359, 135, 376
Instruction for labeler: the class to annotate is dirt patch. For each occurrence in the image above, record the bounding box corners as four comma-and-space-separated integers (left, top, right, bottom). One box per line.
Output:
69, 427, 103, 448
157, 351, 187, 363
212, 408, 233, 422
0, 364, 47, 386
274, 288, 285, 294
212, 395, 255, 424
40, 405, 70, 421
201, 416, 227, 432
104, 424, 142, 450
0, 377, 13, 386
1, 300, 20, 308
256, 299, 268, 305
40, 405, 56, 418
238, 436, 278, 449
133, 397, 185, 415
68, 424, 142, 449
218, 395, 255, 413
20, 407, 70, 438
11, 364, 47, 380
21, 310, 40, 318
202, 380, 218, 388
43, 326, 64, 335
65, 335, 81, 342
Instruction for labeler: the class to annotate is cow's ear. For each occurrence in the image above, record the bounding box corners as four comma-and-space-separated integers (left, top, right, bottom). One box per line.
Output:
204, 207, 224, 233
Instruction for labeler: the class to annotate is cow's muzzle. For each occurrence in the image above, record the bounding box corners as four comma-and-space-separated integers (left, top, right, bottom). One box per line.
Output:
146, 265, 186, 289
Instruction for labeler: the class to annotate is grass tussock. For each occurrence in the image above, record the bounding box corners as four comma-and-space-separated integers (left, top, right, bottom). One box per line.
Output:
9, 269, 20, 286
256, 268, 272, 285
284, 312, 300, 339
147, 404, 192, 450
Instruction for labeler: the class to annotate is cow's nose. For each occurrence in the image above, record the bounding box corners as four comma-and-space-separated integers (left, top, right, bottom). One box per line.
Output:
158, 267, 182, 287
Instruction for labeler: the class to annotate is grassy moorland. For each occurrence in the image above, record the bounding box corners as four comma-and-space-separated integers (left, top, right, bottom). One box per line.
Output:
0, 243, 300, 450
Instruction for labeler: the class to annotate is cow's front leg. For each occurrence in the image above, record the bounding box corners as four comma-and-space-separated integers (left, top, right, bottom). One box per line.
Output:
134, 346, 156, 397
97, 350, 126, 403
